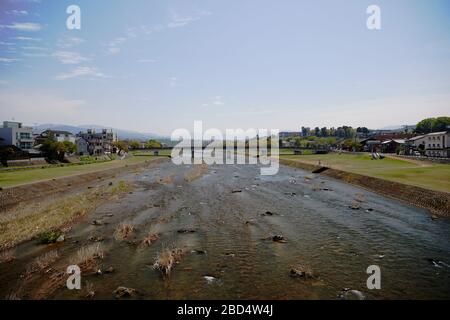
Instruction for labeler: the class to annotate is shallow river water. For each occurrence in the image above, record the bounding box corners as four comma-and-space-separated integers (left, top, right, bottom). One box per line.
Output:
1, 160, 450, 299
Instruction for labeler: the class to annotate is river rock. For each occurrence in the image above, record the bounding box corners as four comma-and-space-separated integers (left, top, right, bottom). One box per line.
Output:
114, 286, 137, 298
105, 266, 115, 273
203, 275, 220, 284
339, 288, 365, 300
272, 235, 286, 243
290, 266, 315, 279
191, 250, 207, 255
177, 229, 196, 234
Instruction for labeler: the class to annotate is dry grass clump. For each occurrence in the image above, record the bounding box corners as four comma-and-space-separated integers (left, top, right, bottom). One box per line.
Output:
4, 291, 21, 300
23, 250, 59, 277
84, 281, 95, 299
71, 244, 104, 268
139, 233, 159, 248
114, 223, 135, 241
153, 247, 184, 277
155, 174, 174, 185
110, 181, 132, 194
0, 249, 15, 264
184, 164, 208, 182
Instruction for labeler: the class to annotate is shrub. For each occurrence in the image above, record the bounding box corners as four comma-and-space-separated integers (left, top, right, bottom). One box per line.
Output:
37, 231, 62, 244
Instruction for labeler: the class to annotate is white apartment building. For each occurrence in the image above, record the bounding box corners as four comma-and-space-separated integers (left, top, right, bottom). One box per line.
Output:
423, 131, 449, 158
0, 121, 35, 152
406, 131, 449, 158
39, 130, 76, 144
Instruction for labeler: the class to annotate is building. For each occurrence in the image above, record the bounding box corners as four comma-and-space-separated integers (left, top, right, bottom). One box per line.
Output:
78, 128, 117, 155
280, 140, 296, 148
75, 137, 89, 156
0, 121, 35, 152
36, 130, 76, 144
404, 135, 426, 155
361, 133, 414, 153
423, 131, 449, 158
279, 132, 301, 139
405, 131, 450, 158
380, 139, 405, 154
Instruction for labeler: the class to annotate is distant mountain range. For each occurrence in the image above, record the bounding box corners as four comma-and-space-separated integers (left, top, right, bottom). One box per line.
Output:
32, 124, 169, 141
377, 125, 416, 131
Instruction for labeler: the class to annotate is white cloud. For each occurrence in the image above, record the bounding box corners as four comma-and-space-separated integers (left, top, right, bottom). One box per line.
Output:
15, 36, 41, 41
52, 51, 88, 64
6, 10, 28, 16
55, 66, 106, 80
167, 10, 212, 28
22, 46, 46, 51
0, 41, 14, 46
168, 12, 197, 28
106, 37, 127, 55
1, 22, 42, 32
57, 36, 84, 49
0, 57, 19, 63
109, 37, 127, 47
0, 80, 9, 85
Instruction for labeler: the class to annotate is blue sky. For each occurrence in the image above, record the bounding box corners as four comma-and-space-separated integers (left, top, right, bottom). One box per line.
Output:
0, 0, 449, 135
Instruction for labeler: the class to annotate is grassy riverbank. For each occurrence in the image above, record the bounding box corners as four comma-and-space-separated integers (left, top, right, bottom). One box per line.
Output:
0, 156, 157, 188
280, 153, 450, 193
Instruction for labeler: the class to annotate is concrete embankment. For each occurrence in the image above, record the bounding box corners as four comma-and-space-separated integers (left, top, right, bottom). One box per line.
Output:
0, 157, 169, 212
280, 158, 450, 217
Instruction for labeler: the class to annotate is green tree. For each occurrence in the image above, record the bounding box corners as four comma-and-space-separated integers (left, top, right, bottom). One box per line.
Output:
415, 118, 435, 134
0, 146, 16, 167
129, 140, 141, 150
112, 140, 129, 153
145, 139, 162, 149
39, 139, 76, 161
432, 117, 450, 132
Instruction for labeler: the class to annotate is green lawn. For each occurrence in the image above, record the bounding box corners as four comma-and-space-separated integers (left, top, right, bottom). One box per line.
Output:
278, 148, 314, 155
281, 153, 450, 193
131, 149, 173, 156
0, 156, 157, 188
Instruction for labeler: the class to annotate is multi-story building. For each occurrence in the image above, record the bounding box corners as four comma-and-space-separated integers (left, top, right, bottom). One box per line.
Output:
406, 131, 449, 158
78, 128, 117, 155
423, 131, 449, 158
35, 130, 76, 145
0, 121, 35, 152
75, 137, 89, 156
